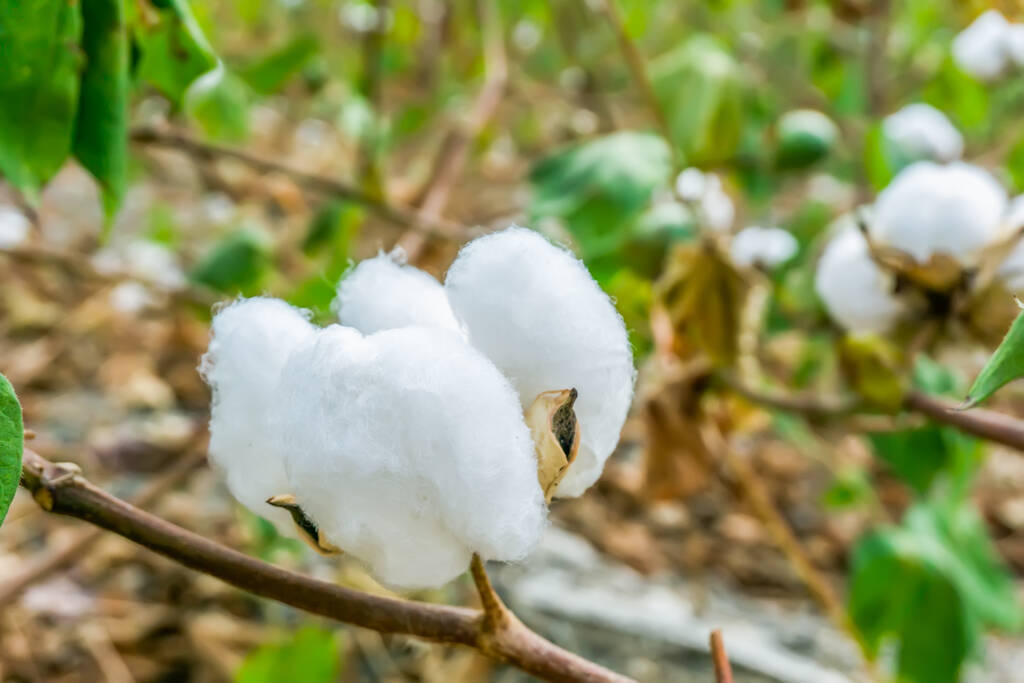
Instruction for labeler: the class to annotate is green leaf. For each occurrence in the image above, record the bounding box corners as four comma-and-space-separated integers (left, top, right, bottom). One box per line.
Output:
849, 500, 1022, 683
0, 0, 83, 200
235, 627, 341, 683
74, 0, 130, 220
190, 228, 269, 294
650, 35, 743, 165
133, 0, 217, 104
239, 34, 319, 95
185, 64, 250, 142
965, 306, 1024, 408
0, 373, 24, 527
868, 425, 980, 495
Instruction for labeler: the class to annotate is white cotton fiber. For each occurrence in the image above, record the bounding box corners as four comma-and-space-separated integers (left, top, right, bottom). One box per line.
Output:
815, 219, 905, 335
953, 10, 1012, 81
444, 227, 635, 497
998, 196, 1024, 292
200, 298, 316, 533
882, 104, 964, 163
276, 325, 546, 588
333, 249, 460, 334
871, 162, 1008, 265
0, 206, 30, 249
730, 226, 798, 269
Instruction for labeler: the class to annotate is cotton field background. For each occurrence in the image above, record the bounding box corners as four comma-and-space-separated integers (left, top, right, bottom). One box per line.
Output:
4, 1, 1024, 682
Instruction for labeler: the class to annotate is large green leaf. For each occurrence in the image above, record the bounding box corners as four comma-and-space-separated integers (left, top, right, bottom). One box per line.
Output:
74, 0, 130, 220
849, 500, 1022, 683
133, 0, 217, 104
0, 373, 24, 527
965, 307, 1024, 408
235, 627, 340, 683
0, 0, 83, 200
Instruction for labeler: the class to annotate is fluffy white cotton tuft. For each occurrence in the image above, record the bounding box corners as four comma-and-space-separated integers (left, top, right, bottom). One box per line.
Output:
675, 167, 707, 201
730, 226, 798, 269
276, 325, 546, 588
953, 10, 1012, 81
815, 219, 905, 334
871, 161, 1008, 265
0, 206, 30, 249
998, 196, 1024, 292
333, 249, 460, 334
882, 104, 964, 162
200, 298, 316, 533
444, 227, 635, 497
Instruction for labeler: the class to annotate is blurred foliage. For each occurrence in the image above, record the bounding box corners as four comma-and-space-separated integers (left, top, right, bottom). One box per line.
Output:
235, 627, 342, 683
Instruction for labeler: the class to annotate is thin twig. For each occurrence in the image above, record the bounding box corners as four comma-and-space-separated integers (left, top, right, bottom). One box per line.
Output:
19, 450, 633, 683
709, 629, 733, 683
396, 0, 508, 261
469, 554, 509, 630
598, 0, 677, 167
718, 372, 860, 419
129, 127, 467, 240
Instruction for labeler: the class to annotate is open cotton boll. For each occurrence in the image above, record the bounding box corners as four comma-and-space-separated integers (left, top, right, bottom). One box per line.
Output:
871, 162, 1008, 265
444, 227, 635, 498
699, 175, 735, 232
882, 104, 964, 163
200, 298, 316, 534
675, 167, 706, 201
0, 206, 30, 249
1006, 24, 1024, 68
815, 221, 905, 335
333, 249, 460, 334
997, 196, 1024, 292
277, 325, 546, 588
730, 226, 798, 269
953, 10, 1011, 81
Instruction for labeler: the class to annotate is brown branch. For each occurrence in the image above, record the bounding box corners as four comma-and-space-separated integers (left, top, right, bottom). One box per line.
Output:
129, 127, 467, 240
396, 0, 508, 262
470, 553, 510, 631
709, 629, 733, 683
718, 372, 860, 419
19, 450, 633, 683
904, 390, 1024, 451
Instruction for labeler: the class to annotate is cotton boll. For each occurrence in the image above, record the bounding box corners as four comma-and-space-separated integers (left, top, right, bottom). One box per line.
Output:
699, 175, 735, 232
0, 206, 30, 249
997, 196, 1024, 292
1006, 24, 1024, 67
882, 104, 964, 162
333, 249, 460, 334
815, 221, 905, 334
200, 298, 316, 534
952, 10, 1011, 81
730, 226, 798, 269
277, 325, 546, 588
675, 167, 706, 201
445, 227, 635, 497
871, 162, 1008, 265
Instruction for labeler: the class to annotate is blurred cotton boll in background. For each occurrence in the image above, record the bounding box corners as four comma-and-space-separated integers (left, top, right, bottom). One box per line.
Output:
870, 161, 1008, 265
0, 206, 30, 249
200, 298, 316, 535
882, 103, 963, 163
674, 167, 706, 201
334, 249, 461, 334
730, 226, 798, 269
815, 218, 905, 334
673, 168, 735, 232
445, 227, 635, 497
953, 10, 1013, 81
276, 325, 546, 589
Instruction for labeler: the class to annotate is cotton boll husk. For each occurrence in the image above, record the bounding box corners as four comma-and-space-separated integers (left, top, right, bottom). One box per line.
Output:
953, 10, 1011, 81
201, 298, 316, 534
277, 325, 546, 588
730, 226, 798, 269
871, 162, 1008, 265
815, 219, 905, 334
333, 249, 460, 334
444, 227, 635, 498
882, 104, 964, 162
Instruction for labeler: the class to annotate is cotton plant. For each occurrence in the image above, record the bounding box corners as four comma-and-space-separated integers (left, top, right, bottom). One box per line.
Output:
729, 226, 798, 270
881, 104, 964, 164
952, 10, 1024, 81
674, 167, 734, 232
201, 227, 635, 588
815, 214, 906, 335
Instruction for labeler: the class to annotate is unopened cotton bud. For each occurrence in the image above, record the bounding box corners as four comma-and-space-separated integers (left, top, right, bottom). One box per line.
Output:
276, 325, 546, 588
333, 249, 460, 334
882, 104, 964, 162
730, 226, 798, 269
815, 219, 905, 334
953, 10, 1012, 81
200, 298, 316, 534
871, 161, 1008, 265
445, 227, 635, 497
